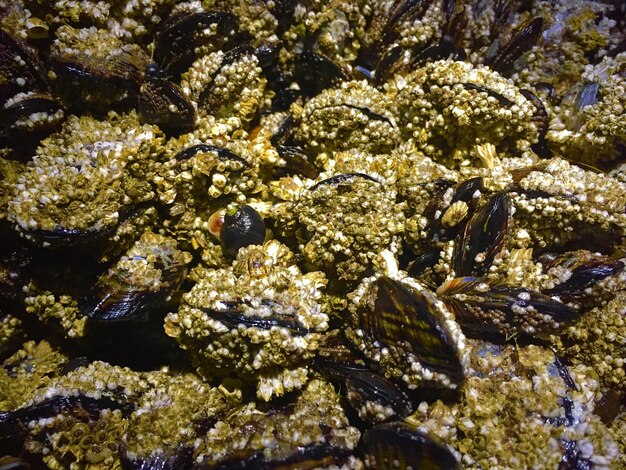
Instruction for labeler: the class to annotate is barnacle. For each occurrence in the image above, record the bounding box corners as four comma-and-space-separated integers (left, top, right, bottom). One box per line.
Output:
294, 173, 404, 287
193, 379, 361, 467
7, 112, 163, 245
408, 341, 619, 468
390, 60, 539, 166
1, 0, 625, 467
165, 240, 328, 400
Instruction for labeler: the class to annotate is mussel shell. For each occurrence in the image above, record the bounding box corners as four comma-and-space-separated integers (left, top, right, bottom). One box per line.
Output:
558, 440, 593, 470
484, 17, 544, 76
0, 29, 49, 102
461, 83, 514, 106
0, 456, 31, 470
173, 144, 249, 166
574, 83, 601, 110
295, 51, 348, 97
0, 395, 133, 455
49, 57, 142, 109
79, 244, 188, 322
0, 94, 63, 149
382, 0, 430, 46
407, 250, 442, 289
426, 177, 483, 242
451, 177, 483, 203
138, 70, 195, 131
25, 225, 111, 248
361, 422, 461, 470
274, 145, 319, 179
269, 115, 295, 147
210, 443, 353, 470
154, 12, 242, 77
315, 337, 412, 422
345, 369, 413, 420
453, 192, 510, 277
220, 205, 266, 258
120, 447, 192, 470
79, 287, 171, 322
0, 94, 62, 128
438, 277, 580, 335
544, 254, 624, 298
199, 299, 313, 335
310, 172, 379, 190
362, 276, 465, 384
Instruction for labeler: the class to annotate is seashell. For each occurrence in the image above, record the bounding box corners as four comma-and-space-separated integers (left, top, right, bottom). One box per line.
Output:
315, 332, 412, 422
219, 205, 266, 258
407, 250, 442, 290
452, 192, 510, 277
274, 145, 320, 179
0, 395, 132, 455
484, 17, 544, 76
349, 275, 467, 389
138, 63, 195, 131
0, 93, 63, 145
310, 172, 380, 190
49, 54, 143, 110
558, 440, 594, 470
461, 83, 514, 106
0, 29, 49, 103
173, 144, 248, 166
542, 250, 624, 300
438, 276, 580, 335
361, 422, 461, 470
153, 11, 242, 77
200, 299, 314, 335
295, 51, 348, 97
79, 233, 189, 322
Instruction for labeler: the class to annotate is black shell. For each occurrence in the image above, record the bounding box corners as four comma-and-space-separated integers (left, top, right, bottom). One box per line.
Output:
153, 12, 242, 77
0, 29, 49, 103
173, 144, 248, 166
358, 276, 465, 385
220, 206, 266, 258
484, 17, 544, 76
453, 192, 510, 277
438, 276, 580, 335
138, 64, 195, 132
199, 299, 313, 335
361, 422, 461, 470
295, 51, 348, 97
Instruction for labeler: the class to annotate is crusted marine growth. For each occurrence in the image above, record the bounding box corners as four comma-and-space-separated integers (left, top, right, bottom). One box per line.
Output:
408, 341, 619, 468
49, 25, 148, 108
24, 290, 87, 338
547, 53, 626, 167
390, 60, 538, 166
29, 408, 128, 469
552, 291, 626, 395
0, 313, 25, 357
194, 379, 361, 467
0, 340, 67, 410
7, 112, 163, 245
165, 240, 328, 400
0, 343, 241, 468
294, 80, 399, 156
124, 372, 238, 461
294, 173, 404, 287
181, 48, 267, 122
79, 231, 192, 322
1, 0, 626, 467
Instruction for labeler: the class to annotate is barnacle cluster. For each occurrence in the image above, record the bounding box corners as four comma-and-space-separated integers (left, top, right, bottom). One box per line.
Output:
1, 0, 625, 468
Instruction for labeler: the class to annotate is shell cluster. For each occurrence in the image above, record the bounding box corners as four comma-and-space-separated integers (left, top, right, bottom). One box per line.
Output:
1, 0, 626, 468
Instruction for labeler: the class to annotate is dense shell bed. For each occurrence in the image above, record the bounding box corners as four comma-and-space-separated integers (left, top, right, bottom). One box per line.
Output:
1, 0, 625, 468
